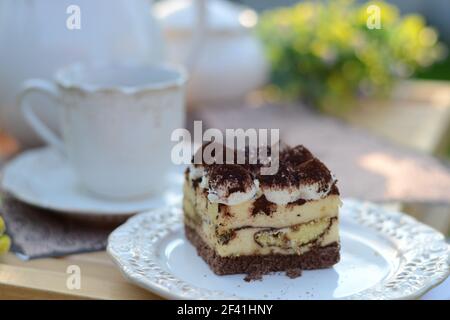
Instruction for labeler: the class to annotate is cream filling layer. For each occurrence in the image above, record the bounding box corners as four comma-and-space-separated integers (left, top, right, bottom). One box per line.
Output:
183, 180, 340, 257
184, 179, 341, 231
185, 213, 339, 256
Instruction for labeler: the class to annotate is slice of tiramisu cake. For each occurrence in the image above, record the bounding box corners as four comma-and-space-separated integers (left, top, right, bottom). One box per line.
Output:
183, 142, 341, 280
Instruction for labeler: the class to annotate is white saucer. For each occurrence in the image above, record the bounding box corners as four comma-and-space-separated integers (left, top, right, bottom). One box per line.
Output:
108, 199, 450, 300
1, 147, 183, 216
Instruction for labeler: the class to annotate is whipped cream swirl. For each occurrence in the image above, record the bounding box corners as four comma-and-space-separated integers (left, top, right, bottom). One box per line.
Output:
187, 145, 337, 206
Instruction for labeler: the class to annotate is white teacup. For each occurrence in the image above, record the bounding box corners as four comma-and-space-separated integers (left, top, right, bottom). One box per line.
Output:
19, 63, 187, 199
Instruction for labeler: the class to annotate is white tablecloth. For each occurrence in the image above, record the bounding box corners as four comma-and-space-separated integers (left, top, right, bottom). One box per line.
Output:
421, 276, 450, 300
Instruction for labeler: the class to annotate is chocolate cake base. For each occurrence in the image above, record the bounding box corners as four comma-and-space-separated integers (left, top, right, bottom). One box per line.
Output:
185, 225, 340, 278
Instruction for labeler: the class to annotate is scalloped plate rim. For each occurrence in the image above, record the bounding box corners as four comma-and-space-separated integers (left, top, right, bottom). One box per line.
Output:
107, 199, 450, 300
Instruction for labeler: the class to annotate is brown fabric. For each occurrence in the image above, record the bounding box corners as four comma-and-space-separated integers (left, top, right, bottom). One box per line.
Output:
0, 193, 126, 259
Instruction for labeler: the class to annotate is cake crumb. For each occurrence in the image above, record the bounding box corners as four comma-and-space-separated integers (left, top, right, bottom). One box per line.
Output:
286, 268, 302, 279
244, 272, 264, 282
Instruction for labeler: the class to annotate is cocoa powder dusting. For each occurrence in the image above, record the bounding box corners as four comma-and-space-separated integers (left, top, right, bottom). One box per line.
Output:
208, 164, 253, 196
190, 142, 338, 205
251, 195, 276, 216
218, 203, 233, 218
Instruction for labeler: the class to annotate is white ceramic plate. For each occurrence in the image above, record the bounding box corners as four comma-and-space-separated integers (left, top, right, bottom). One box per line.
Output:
1, 147, 183, 216
108, 199, 450, 299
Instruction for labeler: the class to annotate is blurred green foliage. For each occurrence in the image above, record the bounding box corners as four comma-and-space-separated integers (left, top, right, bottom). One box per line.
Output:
415, 56, 450, 81
257, 0, 446, 113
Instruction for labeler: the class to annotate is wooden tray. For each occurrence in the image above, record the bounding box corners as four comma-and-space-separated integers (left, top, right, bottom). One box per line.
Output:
0, 251, 160, 300
1, 240, 448, 299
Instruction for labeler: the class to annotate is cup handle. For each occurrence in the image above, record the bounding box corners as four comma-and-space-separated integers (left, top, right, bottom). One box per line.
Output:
18, 79, 65, 153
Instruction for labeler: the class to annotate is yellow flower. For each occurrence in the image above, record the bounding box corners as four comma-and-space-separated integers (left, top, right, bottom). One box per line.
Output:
0, 216, 10, 255
257, 0, 445, 110
0, 216, 5, 235
0, 235, 11, 255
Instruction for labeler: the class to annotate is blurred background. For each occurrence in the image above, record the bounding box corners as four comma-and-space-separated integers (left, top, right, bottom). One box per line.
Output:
0, 0, 450, 235
0, 0, 449, 299
237, 0, 450, 237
